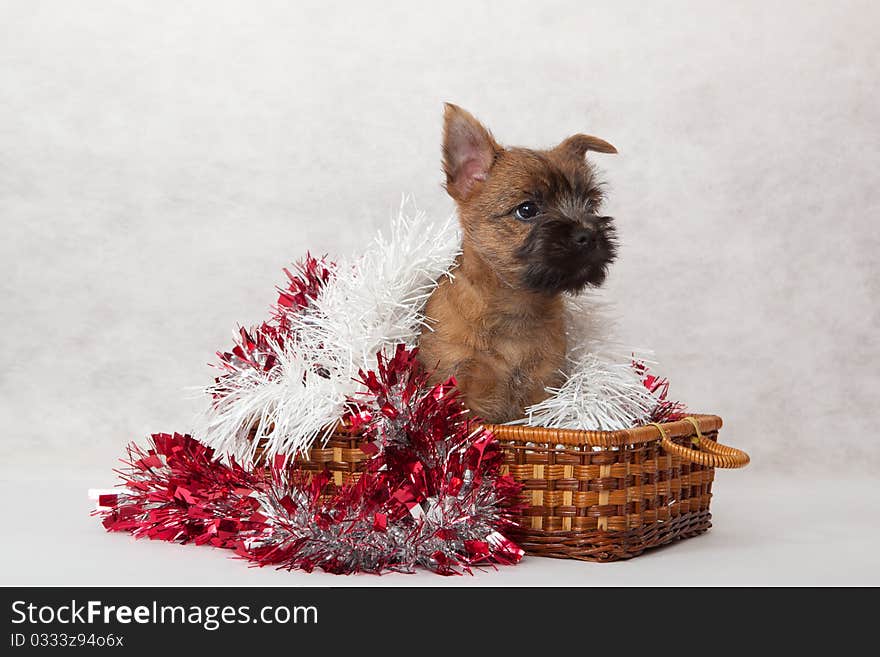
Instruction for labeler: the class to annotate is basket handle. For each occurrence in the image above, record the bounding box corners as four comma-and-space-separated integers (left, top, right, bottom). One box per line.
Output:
649, 418, 750, 469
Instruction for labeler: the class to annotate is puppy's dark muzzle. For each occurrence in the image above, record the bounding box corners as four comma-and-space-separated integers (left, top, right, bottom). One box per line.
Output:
572, 226, 595, 248
572, 215, 612, 251
516, 215, 618, 293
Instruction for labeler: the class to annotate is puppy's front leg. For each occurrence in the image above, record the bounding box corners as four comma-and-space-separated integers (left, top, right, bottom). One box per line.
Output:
453, 355, 522, 423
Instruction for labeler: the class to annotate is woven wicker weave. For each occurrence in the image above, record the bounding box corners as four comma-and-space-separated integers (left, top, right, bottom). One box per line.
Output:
484, 414, 748, 561
254, 413, 748, 562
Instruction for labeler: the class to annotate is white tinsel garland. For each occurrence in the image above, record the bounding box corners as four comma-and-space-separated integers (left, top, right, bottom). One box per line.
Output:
198, 197, 668, 463
507, 296, 658, 431
510, 353, 657, 431
197, 198, 461, 463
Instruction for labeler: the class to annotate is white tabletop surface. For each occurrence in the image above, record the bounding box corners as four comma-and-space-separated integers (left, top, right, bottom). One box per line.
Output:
2, 471, 876, 587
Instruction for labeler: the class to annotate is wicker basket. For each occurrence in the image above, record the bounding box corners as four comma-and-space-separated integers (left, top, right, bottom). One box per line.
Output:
261, 413, 749, 562
484, 414, 749, 561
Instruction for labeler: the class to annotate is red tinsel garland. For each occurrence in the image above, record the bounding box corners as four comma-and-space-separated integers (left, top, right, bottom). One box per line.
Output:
212, 253, 333, 396
97, 345, 523, 575
633, 360, 687, 423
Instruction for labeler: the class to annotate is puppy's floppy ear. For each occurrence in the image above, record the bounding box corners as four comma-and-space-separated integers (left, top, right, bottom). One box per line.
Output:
442, 103, 500, 200
555, 134, 618, 159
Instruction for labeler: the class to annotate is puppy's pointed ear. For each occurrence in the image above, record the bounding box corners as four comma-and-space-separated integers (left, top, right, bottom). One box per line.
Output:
442, 103, 500, 200
555, 134, 618, 159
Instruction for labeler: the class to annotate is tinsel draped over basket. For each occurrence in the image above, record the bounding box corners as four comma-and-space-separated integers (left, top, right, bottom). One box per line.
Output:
269, 413, 748, 562
96, 346, 525, 575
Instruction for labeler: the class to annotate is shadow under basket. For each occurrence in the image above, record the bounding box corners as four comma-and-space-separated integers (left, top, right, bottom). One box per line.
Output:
261, 413, 750, 563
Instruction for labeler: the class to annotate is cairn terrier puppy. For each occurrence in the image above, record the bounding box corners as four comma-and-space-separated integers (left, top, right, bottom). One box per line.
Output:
418, 104, 618, 422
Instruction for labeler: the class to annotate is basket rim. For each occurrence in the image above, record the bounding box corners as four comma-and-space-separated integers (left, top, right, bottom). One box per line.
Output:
480, 414, 722, 447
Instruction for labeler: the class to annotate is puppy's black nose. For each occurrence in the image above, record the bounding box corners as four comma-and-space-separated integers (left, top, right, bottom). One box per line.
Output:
572, 227, 596, 248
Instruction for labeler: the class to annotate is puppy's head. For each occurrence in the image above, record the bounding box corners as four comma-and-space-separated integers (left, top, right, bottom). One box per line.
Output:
442, 103, 618, 294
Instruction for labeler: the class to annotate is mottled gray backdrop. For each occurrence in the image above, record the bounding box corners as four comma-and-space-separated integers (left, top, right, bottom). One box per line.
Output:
2, 0, 877, 480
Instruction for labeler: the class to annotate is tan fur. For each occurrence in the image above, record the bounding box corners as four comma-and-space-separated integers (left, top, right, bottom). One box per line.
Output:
418, 105, 617, 422
419, 244, 567, 422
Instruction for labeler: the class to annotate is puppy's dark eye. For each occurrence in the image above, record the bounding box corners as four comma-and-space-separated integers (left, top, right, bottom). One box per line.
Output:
514, 202, 540, 221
